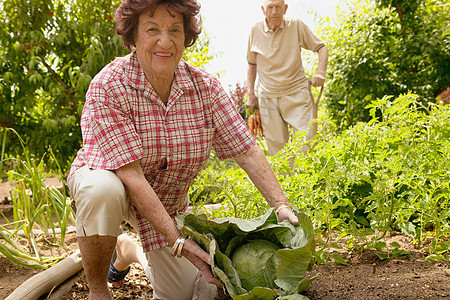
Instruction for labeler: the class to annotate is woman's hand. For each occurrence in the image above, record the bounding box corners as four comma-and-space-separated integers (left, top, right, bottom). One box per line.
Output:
116, 161, 221, 287
235, 146, 300, 227
277, 206, 300, 225
182, 239, 222, 287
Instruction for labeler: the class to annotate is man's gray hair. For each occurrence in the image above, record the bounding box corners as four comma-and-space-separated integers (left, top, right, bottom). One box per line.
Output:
261, 0, 286, 7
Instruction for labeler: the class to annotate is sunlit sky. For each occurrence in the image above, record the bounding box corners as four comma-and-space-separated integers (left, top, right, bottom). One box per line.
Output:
197, 0, 342, 89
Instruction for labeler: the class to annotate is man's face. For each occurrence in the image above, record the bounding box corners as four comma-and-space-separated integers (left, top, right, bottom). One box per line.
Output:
262, 0, 287, 30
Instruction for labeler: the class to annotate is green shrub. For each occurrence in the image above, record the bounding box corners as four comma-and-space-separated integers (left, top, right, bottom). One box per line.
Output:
190, 93, 450, 260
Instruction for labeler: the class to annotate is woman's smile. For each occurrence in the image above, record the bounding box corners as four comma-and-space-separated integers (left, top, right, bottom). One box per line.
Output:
154, 51, 173, 58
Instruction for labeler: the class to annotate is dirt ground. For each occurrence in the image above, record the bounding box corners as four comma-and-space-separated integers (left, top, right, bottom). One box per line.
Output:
0, 179, 449, 300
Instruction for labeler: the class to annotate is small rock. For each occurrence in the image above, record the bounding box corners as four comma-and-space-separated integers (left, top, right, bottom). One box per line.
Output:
445, 269, 450, 277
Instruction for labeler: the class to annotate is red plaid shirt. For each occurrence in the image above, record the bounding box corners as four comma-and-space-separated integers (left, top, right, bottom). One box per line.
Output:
68, 52, 255, 251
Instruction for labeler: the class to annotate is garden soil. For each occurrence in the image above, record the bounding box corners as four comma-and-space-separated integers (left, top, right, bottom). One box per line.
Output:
0, 180, 449, 300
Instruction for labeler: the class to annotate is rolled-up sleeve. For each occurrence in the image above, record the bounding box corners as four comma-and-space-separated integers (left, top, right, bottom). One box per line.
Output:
83, 82, 143, 170
209, 77, 256, 159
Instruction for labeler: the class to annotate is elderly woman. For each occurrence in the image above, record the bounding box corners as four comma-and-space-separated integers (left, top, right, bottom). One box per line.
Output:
68, 0, 299, 299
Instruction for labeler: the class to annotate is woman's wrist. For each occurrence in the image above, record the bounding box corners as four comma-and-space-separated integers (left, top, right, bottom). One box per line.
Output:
274, 203, 291, 214
171, 234, 188, 258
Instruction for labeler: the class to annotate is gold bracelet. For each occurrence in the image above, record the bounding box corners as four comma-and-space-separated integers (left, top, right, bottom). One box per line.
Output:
170, 234, 187, 258
171, 235, 186, 258
274, 204, 291, 214
176, 237, 185, 257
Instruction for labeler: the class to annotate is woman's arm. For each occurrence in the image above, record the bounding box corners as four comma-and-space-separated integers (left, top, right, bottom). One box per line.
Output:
234, 145, 300, 225
115, 160, 222, 286
115, 160, 178, 243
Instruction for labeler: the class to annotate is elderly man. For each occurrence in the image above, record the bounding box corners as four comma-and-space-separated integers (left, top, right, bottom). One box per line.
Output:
247, 0, 329, 156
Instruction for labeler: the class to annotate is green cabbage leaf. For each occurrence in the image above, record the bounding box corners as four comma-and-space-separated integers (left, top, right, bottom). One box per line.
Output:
176, 207, 316, 299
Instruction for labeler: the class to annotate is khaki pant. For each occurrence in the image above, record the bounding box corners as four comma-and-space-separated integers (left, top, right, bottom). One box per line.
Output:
69, 165, 200, 299
259, 88, 313, 156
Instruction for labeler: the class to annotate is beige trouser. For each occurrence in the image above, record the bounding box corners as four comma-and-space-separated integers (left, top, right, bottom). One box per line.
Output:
69, 165, 199, 300
259, 88, 313, 156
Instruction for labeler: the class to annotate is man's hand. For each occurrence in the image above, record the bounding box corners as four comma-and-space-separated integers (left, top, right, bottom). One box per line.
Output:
311, 74, 325, 87
247, 92, 258, 113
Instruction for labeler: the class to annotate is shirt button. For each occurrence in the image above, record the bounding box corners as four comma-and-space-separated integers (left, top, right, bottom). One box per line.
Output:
159, 157, 168, 170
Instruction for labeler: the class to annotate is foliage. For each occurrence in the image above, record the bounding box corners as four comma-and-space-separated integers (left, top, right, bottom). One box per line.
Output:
182, 31, 214, 68
0, 0, 215, 174
177, 208, 316, 299
0, 128, 75, 268
376, 0, 423, 20
321, 0, 450, 130
0, 0, 125, 173
189, 151, 268, 219
229, 82, 247, 108
190, 93, 450, 261
229, 82, 248, 121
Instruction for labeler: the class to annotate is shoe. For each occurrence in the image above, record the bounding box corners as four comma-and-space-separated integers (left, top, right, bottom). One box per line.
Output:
108, 250, 130, 288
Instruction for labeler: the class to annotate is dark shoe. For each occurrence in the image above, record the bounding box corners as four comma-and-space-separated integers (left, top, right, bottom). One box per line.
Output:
108, 251, 130, 288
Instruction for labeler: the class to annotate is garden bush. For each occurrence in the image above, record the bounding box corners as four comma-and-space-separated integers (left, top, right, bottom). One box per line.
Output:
190, 93, 450, 261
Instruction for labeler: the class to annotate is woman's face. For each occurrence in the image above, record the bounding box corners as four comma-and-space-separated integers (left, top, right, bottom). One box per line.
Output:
134, 5, 185, 84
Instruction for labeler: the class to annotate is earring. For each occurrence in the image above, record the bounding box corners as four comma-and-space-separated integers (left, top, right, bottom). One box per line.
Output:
131, 45, 136, 52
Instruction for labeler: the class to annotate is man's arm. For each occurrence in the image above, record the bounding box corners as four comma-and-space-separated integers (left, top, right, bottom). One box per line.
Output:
246, 63, 258, 113
311, 45, 329, 87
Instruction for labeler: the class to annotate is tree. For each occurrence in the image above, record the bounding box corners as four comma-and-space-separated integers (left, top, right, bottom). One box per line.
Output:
0, 0, 126, 171
320, 0, 449, 130
0, 0, 214, 173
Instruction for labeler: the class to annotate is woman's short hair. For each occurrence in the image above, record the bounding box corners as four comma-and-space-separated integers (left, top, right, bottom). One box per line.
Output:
114, 0, 202, 50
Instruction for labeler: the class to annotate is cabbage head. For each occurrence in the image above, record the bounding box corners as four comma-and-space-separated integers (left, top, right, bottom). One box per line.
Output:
231, 239, 279, 291
176, 207, 316, 299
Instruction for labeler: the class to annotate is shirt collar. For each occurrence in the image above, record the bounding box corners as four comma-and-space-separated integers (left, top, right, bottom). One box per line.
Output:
263, 18, 286, 33
122, 51, 147, 91
173, 60, 195, 92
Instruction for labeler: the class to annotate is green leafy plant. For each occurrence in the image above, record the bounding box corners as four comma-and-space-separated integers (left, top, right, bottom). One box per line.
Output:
0, 128, 75, 268
374, 241, 411, 260
189, 151, 269, 220
321, 0, 450, 130
282, 93, 449, 259
177, 207, 316, 299
190, 93, 449, 264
